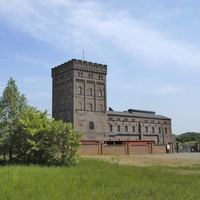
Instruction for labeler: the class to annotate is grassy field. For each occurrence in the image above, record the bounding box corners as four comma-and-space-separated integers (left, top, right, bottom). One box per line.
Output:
0, 154, 200, 200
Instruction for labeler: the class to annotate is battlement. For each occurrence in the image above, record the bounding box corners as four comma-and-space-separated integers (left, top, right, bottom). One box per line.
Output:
72, 59, 107, 70
52, 59, 107, 77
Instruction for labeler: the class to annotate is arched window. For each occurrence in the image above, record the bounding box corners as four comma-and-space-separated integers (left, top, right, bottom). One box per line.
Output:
68, 86, 72, 94
89, 103, 92, 111
117, 125, 120, 132
98, 89, 102, 97
109, 124, 113, 132
132, 126, 135, 133
99, 104, 103, 111
78, 87, 82, 95
89, 122, 94, 129
125, 125, 128, 132
79, 102, 82, 110
89, 88, 92, 96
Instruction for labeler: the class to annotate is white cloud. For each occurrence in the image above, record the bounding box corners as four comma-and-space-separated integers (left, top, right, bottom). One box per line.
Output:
0, 0, 200, 71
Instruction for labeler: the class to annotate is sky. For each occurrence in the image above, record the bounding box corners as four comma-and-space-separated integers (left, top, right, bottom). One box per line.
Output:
0, 0, 200, 135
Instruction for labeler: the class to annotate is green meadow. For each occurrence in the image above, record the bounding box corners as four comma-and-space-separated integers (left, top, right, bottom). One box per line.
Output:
0, 157, 200, 200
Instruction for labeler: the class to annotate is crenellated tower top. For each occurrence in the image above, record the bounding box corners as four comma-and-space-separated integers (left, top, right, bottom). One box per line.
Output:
52, 59, 107, 77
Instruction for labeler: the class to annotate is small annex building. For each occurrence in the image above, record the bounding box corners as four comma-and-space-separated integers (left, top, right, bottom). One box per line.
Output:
51, 59, 174, 154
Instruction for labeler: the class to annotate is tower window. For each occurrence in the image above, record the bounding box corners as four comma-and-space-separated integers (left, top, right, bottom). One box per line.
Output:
68, 86, 72, 95
78, 72, 83, 77
109, 124, 113, 132
98, 89, 103, 97
68, 102, 71, 111
78, 87, 82, 95
117, 125, 120, 132
89, 88, 92, 96
79, 102, 82, 110
89, 122, 94, 129
88, 74, 93, 78
99, 104, 103, 111
98, 75, 103, 80
89, 103, 92, 111
125, 125, 128, 132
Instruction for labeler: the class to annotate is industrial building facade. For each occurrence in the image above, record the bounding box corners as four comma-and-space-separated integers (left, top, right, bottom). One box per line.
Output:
52, 59, 173, 145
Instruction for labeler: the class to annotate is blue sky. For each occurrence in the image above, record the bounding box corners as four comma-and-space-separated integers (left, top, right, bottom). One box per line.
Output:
0, 0, 200, 135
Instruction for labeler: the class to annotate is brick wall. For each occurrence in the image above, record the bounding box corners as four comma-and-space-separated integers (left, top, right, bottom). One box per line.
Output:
79, 144, 99, 155
153, 145, 166, 154
129, 145, 150, 154
102, 145, 126, 155
79, 141, 174, 155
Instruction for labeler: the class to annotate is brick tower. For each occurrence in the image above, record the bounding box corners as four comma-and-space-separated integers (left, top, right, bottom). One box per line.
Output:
51, 59, 108, 139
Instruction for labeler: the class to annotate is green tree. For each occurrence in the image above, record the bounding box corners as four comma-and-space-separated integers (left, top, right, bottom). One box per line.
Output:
15, 106, 82, 165
0, 77, 28, 161
0, 77, 82, 166
175, 132, 200, 143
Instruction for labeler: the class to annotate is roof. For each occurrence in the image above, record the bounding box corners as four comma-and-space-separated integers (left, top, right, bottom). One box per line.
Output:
107, 110, 171, 120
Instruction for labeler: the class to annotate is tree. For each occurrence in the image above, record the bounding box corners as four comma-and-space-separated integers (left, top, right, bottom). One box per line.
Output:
0, 77, 82, 166
175, 132, 200, 143
14, 106, 82, 165
0, 77, 28, 161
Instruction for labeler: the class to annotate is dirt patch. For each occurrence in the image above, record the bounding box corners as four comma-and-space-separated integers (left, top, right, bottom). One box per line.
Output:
82, 153, 200, 167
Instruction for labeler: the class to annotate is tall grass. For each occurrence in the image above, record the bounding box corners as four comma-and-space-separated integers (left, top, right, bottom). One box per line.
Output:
0, 158, 200, 200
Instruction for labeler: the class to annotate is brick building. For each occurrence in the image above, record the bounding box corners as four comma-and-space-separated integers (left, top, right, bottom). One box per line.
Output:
51, 59, 173, 145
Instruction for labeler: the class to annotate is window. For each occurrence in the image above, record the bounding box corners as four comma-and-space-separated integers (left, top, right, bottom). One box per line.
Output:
89, 103, 92, 111
78, 72, 83, 77
79, 102, 82, 110
68, 86, 72, 95
125, 125, 128, 132
117, 125, 120, 132
61, 88, 64, 96
109, 124, 113, 132
89, 122, 94, 129
78, 87, 82, 95
158, 127, 161, 134
88, 74, 93, 78
145, 126, 148, 133
165, 127, 167, 134
152, 127, 155, 134
68, 102, 71, 111
132, 126, 135, 133
98, 89, 103, 97
89, 88, 92, 96
99, 104, 103, 111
